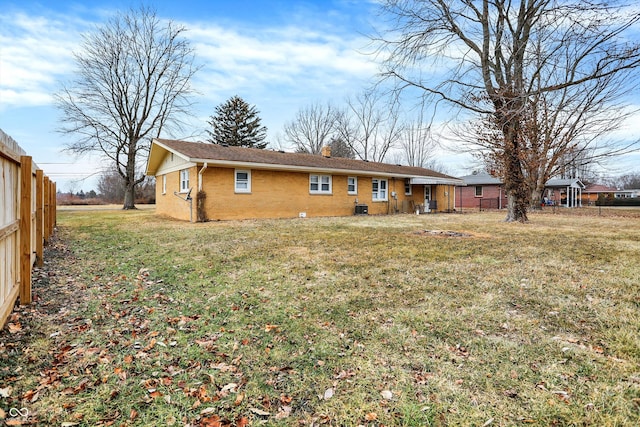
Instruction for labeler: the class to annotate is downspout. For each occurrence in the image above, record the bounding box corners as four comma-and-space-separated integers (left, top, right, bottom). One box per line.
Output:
198, 162, 208, 191
197, 163, 208, 222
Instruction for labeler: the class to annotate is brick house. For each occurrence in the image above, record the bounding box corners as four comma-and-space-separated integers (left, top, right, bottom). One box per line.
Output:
456, 172, 507, 210
145, 139, 464, 221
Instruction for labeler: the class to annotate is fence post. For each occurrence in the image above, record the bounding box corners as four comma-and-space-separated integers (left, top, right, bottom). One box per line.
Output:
20, 156, 32, 305
44, 176, 50, 243
52, 182, 57, 228
36, 169, 44, 267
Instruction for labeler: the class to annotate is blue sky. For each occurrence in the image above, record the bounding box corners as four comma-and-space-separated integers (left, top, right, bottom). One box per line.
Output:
1, 0, 639, 192
1, 0, 391, 191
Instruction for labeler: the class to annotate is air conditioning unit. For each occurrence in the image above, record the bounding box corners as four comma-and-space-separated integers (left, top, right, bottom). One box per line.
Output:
355, 204, 368, 215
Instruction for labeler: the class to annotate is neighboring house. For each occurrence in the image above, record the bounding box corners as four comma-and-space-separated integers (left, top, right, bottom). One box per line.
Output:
145, 139, 464, 221
582, 184, 617, 205
543, 178, 585, 207
457, 172, 507, 210
614, 189, 640, 198
456, 174, 586, 209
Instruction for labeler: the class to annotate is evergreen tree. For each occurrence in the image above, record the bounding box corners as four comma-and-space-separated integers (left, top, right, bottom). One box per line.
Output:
206, 95, 268, 148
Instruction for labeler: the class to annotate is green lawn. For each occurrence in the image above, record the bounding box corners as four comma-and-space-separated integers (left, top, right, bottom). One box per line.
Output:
1, 208, 639, 426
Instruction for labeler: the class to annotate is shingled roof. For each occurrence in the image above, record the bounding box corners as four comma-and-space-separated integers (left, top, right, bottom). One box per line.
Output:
147, 138, 463, 185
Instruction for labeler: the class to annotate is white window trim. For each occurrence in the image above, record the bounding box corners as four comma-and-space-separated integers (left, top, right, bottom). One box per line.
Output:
162, 175, 167, 195
310, 174, 332, 194
235, 169, 252, 193
404, 179, 412, 196
475, 186, 483, 197
179, 169, 190, 193
372, 178, 388, 201
347, 176, 358, 195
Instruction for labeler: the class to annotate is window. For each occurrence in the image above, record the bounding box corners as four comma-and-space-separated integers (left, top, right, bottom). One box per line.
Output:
475, 186, 483, 197
372, 178, 388, 201
180, 169, 190, 192
347, 177, 357, 195
162, 175, 167, 194
310, 174, 332, 194
235, 169, 251, 193
404, 179, 412, 195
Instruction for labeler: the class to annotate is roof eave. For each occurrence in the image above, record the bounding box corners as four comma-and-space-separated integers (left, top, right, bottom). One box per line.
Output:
146, 139, 190, 175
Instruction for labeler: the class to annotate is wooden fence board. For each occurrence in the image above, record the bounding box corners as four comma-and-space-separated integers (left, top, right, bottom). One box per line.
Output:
0, 130, 55, 328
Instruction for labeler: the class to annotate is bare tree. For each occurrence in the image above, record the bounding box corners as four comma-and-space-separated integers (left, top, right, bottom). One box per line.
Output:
376, 0, 640, 222
55, 6, 198, 209
618, 172, 640, 189
399, 108, 437, 168
97, 169, 155, 204
335, 91, 401, 162
283, 103, 338, 154
464, 33, 638, 209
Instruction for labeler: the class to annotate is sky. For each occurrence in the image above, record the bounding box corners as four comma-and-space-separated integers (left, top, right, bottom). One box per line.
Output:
1, 0, 639, 192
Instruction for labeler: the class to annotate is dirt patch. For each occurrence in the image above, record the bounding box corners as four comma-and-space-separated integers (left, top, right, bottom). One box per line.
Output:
413, 229, 473, 237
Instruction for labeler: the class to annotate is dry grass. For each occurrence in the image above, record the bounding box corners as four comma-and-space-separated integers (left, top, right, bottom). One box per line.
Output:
1, 207, 639, 426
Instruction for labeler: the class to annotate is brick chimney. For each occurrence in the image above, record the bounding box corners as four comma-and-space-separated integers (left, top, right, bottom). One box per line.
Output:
321, 146, 331, 157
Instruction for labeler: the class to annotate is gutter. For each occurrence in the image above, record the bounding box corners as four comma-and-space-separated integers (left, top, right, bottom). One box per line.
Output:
198, 162, 208, 191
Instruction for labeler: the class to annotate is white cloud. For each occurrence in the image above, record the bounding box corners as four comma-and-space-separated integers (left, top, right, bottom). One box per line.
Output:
186, 22, 377, 102
0, 11, 84, 110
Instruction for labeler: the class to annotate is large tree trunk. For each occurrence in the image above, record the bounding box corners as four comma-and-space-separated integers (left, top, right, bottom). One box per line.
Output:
122, 147, 138, 210
530, 189, 542, 210
122, 180, 136, 210
529, 173, 547, 210
502, 119, 529, 222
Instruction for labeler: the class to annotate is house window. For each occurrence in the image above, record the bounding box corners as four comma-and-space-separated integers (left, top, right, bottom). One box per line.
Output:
180, 169, 190, 192
235, 169, 251, 193
405, 179, 412, 195
347, 176, 357, 195
162, 175, 167, 194
475, 186, 483, 197
310, 174, 332, 194
372, 178, 388, 201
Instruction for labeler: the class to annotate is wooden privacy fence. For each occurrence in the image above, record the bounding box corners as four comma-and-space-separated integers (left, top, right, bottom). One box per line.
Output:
1, 129, 56, 328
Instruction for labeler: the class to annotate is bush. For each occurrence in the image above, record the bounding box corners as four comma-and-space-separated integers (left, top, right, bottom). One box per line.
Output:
596, 196, 640, 206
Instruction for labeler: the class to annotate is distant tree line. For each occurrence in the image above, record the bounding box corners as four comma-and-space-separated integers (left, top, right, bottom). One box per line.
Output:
57, 170, 156, 205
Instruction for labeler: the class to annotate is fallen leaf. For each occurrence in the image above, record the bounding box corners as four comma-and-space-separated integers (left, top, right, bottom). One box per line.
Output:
234, 392, 245, 406
323, 387, 334, 400
220, 383, 238, 393
249, 407, 270, 416
381, 390, 393, 400
265, 324, 279, 332
0, 386, 12, 398
280, 394, 293, 404
365, 412, 378, 421
144, 338, 157, 351
200, 415, 222, 427
8, 323, 22, 333
276, 405, 292, 419
237, 417, 250, 427
482, 418, 494, 426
